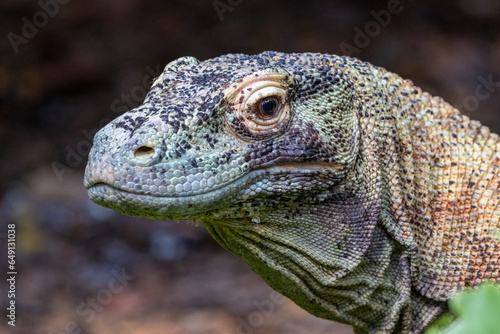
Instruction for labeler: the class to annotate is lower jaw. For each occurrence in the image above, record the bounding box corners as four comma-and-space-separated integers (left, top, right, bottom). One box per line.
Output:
86, 163, 340, 219
86, 182, 242, 220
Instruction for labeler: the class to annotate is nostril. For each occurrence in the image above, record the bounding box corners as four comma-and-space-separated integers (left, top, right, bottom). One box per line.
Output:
134, 145, 155, 157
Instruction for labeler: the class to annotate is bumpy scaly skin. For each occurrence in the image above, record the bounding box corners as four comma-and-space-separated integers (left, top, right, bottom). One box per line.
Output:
85, 52, 500, 334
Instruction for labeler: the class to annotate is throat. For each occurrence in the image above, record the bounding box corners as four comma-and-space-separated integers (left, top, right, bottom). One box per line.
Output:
204, 207, 420, 333
333, 225, 414, 333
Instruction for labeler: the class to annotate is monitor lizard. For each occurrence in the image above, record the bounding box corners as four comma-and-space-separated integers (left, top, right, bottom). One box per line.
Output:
84, 52, 500, 334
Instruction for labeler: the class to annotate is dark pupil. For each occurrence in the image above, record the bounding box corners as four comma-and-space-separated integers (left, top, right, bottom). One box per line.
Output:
260, 98, 277, 116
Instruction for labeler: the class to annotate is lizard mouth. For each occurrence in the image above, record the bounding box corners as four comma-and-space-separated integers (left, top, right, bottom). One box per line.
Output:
86, 182, 235, 219
86, 162, 340, 220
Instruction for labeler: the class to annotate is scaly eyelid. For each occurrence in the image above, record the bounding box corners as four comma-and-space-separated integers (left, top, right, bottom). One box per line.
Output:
223, 70, 293, 102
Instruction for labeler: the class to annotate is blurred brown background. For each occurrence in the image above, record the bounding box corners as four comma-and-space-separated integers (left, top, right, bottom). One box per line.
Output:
1, 1, 500, 333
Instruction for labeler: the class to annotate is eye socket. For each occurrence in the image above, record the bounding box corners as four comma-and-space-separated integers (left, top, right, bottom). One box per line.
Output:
225, 71, 293, 140
257, 97, 280, 119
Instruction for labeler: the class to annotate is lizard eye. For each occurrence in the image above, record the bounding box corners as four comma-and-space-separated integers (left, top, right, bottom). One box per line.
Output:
225, 70, 293, 140
257, 97, 280, 119
241, 84, 289, 130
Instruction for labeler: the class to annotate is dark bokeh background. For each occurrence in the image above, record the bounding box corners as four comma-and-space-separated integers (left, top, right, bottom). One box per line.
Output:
1, 1, 500, 333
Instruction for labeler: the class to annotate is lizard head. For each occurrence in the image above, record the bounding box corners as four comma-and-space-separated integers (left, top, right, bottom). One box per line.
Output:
86, 52, 361, 219
85, 52, 390, 325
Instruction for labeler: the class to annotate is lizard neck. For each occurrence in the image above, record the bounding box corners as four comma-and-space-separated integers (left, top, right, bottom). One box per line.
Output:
350, 67, 499, 331
379, 84, 500, 301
